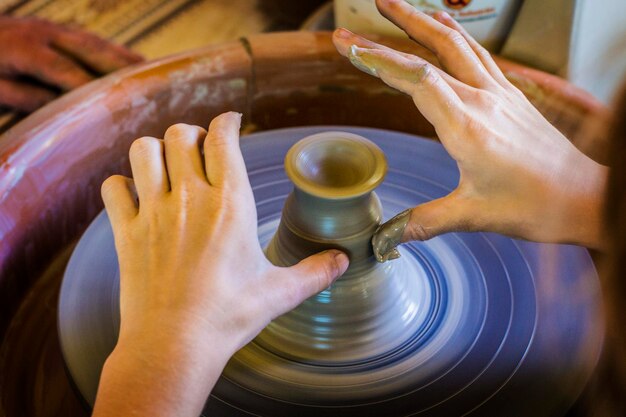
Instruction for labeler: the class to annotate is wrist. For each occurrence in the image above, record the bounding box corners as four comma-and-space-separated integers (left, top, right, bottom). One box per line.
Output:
116, 297, 251, 356
94, 325, 233, 417
549, 155, 608, 250
115, 311, 240, 367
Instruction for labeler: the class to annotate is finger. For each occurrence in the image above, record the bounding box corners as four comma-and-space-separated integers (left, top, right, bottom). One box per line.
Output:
432, 11, 510, 88
163, 124, 207, 188
204, 111, 245, 187
347, 45, 465, 137
372, 191, 475, 262
15, 45, 93, 91
128, 137, 169, 203
101, 175, 138, 224
52, 28, 143, 74
336, 30, 468, 93
268, 250, 350, 315
0, 78, 56, 112
333, 27, 439, 67
402, 193, 478, 240
375, 0, 495, 88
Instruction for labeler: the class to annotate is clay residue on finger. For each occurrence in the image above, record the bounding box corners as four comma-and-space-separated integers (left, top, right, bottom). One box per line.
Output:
371, 208, 411, 263
348, 45, 378, 77
348, 45, 431, 86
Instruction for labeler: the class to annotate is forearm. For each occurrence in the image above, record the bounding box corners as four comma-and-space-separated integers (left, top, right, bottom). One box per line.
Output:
93, 331, 232, 417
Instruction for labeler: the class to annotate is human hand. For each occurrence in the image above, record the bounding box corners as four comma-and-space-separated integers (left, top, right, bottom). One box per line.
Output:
333, 0, 608, 260
0, 16, 142, 112
94, 112, 349, 416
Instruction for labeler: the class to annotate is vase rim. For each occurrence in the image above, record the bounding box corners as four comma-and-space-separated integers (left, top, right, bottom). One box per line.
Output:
285, 131, 387, 200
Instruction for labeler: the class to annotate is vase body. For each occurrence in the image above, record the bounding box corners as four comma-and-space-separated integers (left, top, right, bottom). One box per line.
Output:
265, 185, 383, 274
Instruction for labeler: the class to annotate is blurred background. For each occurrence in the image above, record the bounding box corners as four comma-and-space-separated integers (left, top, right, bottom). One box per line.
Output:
0, 0, 624, 133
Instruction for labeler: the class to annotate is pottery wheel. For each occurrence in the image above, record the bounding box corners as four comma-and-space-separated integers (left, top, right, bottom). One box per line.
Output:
59, 127, 603, 416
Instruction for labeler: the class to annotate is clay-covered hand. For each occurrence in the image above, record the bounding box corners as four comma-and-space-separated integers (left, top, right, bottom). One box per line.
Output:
0, 15, 142, 112
94, 112, 349, 417
333, 0, 608, 260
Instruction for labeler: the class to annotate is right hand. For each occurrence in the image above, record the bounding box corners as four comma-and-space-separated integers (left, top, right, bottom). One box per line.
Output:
0, 16, 143, 112
333, 0, 608, 258
95, 112, 349, 417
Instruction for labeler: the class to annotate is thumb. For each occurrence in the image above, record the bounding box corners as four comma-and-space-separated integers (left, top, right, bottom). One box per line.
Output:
372, 191, 474, 262
269, 250, 350, 316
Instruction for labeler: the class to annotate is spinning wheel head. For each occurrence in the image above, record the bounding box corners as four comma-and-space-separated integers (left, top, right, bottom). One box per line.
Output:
59, 127, 603, 417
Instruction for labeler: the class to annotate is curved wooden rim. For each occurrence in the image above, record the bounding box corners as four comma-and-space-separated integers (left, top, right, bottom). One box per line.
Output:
0, 31, 607, 340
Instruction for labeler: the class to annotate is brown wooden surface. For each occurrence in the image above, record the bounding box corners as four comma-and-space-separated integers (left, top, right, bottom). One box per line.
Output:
0, 0, 329, 133
0, 30, 606, 417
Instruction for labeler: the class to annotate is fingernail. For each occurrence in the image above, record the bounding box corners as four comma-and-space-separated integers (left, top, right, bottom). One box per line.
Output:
228, 111, 243, 122
334, 28, 351, 39
371, 208, 411, 263
348, 45, 378, 77
329, 250, 350, 278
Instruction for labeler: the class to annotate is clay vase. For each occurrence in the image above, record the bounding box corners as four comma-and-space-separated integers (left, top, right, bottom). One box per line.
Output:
266, 130, 387, 273
263, 131, 423, 363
